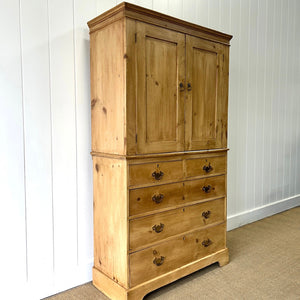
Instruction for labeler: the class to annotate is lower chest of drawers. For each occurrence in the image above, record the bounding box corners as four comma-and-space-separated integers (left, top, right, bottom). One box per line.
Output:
92, 151, 228, 293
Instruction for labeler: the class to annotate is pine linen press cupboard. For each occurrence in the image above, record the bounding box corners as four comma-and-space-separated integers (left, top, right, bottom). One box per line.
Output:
88, 2, 232, 299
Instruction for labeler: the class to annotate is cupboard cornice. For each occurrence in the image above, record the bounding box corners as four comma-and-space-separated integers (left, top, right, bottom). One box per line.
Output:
88, 2, 232, 45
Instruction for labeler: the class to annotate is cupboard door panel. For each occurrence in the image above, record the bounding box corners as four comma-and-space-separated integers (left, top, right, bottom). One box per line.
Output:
136, 22, 185, 154
185, 36, 227, 150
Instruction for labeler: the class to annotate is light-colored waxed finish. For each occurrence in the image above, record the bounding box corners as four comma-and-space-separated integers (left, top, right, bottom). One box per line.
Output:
88, 2, 232, 299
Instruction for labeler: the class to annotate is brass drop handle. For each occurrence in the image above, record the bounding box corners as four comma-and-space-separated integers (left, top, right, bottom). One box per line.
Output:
202, 239, 212, 247
203, 163, 213, 173
179, 82, 185, 91
152, 194, 164, 204
202, 210, 211, 219
187, 83, 192, 91
152, 223, 164, 233
152, 170, 164, 180
202, 185, 212, 193
153, 256, 165, 266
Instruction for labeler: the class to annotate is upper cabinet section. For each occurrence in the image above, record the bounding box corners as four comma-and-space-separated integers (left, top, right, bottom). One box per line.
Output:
88, 2, 232, 156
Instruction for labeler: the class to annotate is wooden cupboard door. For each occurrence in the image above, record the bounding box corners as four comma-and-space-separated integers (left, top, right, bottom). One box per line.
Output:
185, 36, 228, 150
136, 22, 185, 154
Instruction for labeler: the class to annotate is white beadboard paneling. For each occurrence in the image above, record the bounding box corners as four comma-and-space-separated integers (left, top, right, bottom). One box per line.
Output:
48, 0, 78, 271
296, 0, 300, 195
182, 0, 198, 24
272, 0, 283, 203
153, 0, 168, 14
0, 0, 27, 289
97, 0, 117, 14
220, 0, 230, 33
254, 0, 267, 208
73, 0, 95, 266
235, 0, 250, 214
208, 0, 220, 31
166, 0, 183, 19
245, 0, 258, 211
20, 0, 54, 291
288, 0, 297, 197
262, 0, 275, 206
227, 0, 241, 216
196, 0, 209, 28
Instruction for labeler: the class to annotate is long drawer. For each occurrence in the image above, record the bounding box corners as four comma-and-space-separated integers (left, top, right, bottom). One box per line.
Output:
130, 223, 226, 287
129, 175, 225, 217
129, 198, 225, 251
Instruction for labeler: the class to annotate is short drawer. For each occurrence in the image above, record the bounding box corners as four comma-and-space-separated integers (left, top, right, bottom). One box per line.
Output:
129, 182, 184, 216
130, 223, 226, 287
185, 175, 225, 202
185, 155, 226, 178
129, 160, 183, 187
129, 198, 225, 251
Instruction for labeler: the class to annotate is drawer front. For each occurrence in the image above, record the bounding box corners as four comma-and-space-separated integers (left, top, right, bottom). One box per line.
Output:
185, 155, 226, 178
129, 182, 184, 216
130, 223, 226, 287
129, 160, 183, 187
129, 198, 225, 251
185, 175, 225, 202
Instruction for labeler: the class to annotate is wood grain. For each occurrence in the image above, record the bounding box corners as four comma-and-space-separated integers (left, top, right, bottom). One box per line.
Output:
136, 22, 185, 154
87, 2, 233, 44
185, 36, 227, 150
185, 155, 226, 178
93, 156, 128, 287
88, 3, 231, 299
90, 19, 126, 155
129, 199, 225, 251
129, 160, 183, 187
129, 182, 184, 216
130, 223, 226, 286
184, 175, 226, 203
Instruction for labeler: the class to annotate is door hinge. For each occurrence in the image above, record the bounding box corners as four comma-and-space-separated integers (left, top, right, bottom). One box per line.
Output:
135, 33, 137, 43
135, 134, 138, 143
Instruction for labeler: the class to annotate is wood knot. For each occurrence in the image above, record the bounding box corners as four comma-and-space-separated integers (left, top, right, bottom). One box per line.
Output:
124, 53, 128, 59
91, 98, 97, 109
102, 106, 107, 115
95, 164, 99, 172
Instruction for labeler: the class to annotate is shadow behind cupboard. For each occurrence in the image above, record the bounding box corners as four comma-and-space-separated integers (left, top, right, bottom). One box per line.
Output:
88, 2, 232, 299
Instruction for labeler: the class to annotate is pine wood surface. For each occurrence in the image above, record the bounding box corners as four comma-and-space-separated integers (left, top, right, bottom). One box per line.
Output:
129, 160, 183, 187
135, 22, 185, 154
87, 2, 233, 44
88, 2, 231, 299
90, 19, 126, 155
185, 154, 226, 178
129, 199, 225, 251
93, 156, 128, 287
130, 223, 226, 286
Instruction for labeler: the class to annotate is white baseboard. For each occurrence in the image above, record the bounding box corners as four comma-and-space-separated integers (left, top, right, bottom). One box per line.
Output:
39, 260, 94, 299
227, 194, 300, 231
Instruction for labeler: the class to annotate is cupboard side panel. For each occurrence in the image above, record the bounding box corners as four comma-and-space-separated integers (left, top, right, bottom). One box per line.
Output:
90, 20, 126, 155
93, 156, 128, 287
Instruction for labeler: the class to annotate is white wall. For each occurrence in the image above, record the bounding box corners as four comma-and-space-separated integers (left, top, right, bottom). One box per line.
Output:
0, 0, 299, 299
